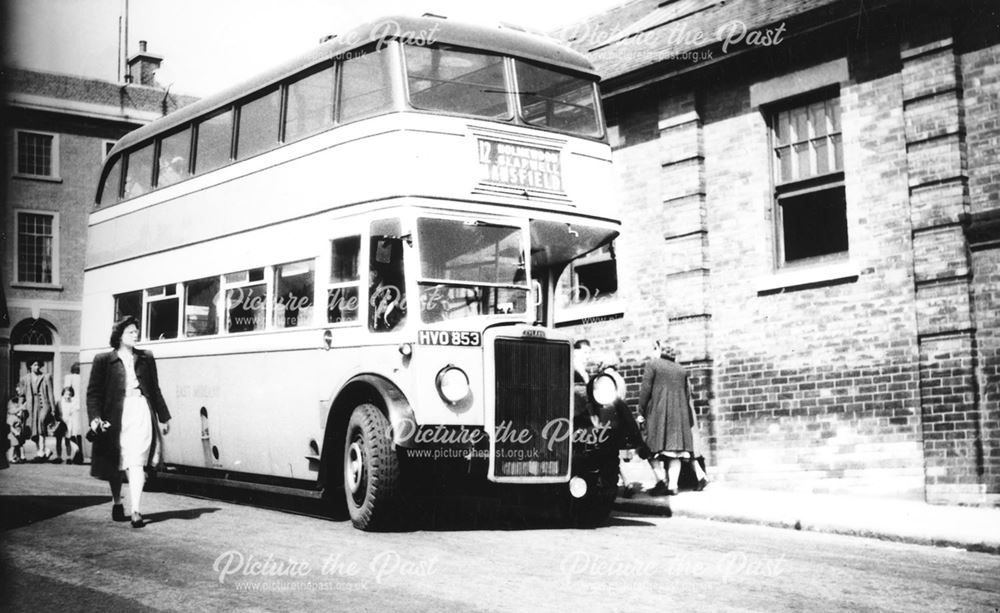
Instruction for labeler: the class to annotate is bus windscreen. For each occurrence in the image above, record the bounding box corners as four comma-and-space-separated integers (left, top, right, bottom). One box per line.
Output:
417, 217, 529, 322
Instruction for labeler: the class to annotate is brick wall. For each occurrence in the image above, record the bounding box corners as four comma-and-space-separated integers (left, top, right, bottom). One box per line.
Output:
961, 12, 1000, 502
570, 2, 1000, 503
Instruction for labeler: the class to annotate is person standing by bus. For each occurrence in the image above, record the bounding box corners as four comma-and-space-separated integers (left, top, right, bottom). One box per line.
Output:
20, 360, 55, 462
637, 341, 708, 495
87, 317, 171, 528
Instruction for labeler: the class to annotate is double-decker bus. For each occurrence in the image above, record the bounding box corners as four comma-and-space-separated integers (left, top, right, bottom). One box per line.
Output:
82, 14, 625, 530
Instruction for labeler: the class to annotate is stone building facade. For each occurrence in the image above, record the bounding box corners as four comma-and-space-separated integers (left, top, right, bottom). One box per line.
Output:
557, 0, 999, 504
1, 49, 196, 419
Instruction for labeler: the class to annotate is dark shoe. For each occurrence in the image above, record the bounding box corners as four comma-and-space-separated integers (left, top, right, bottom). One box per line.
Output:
50, 457, 63, 464
131, 512, 145, 528
695, 478, 709, 492
30, 456, 47, 464
112, 504, 126, 522
622, 482, 643, 499
647, 481, 670, 496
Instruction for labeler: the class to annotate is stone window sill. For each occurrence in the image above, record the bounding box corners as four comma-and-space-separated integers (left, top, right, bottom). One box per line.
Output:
12, 173, 62, 183
756, 260, 858, 295
10, 282, 63, 291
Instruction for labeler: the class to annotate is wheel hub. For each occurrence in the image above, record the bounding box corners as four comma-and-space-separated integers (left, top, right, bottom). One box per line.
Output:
347, 441, 365, 494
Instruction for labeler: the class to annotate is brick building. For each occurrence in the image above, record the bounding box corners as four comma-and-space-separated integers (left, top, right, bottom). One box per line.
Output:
556, 0, 1000, 504
1, 47, 196, 418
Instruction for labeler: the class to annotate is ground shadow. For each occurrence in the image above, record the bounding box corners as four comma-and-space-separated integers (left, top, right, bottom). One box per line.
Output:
0, 495, 108, 531
402, 497, 658, 532
141, 507, 221, 525
156, 478, 655, 532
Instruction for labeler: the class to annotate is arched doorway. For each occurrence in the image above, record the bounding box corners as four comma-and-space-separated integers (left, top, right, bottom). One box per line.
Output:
10, 318, 58, 395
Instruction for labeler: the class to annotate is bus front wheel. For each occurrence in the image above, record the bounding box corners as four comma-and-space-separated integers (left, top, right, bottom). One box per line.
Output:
343, 403, 400, 530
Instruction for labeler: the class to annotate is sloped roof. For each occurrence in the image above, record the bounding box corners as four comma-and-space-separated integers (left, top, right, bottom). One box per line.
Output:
553, 0, 866, 85
3, 67, 198, 118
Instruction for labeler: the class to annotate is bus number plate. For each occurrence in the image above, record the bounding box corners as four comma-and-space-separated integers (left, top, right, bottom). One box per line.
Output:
418, 330, 482, 347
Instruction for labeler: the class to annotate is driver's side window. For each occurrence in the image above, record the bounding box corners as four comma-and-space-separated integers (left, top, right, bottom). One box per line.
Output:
369, 218, 407, 332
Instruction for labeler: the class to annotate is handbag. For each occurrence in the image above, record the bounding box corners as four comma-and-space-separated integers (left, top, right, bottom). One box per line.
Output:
86, 421, 111, 444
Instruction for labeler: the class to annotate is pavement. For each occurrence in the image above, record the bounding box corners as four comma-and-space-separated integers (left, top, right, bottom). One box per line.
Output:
614, 469, 1000, 555
7, 442, 1000, 555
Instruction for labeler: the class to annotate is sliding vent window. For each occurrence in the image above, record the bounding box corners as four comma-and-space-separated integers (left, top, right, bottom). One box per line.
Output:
328, 236, 361, 324
515, 61, 602, 138
195, 109, 233, 174
285, 65, 336, 142
224, 268, 266, 333
274, 260, 314, 329
237, 89, 281, 159
404, 45, 510, 118
185, 276, 220, 337
146, 284, 179, 340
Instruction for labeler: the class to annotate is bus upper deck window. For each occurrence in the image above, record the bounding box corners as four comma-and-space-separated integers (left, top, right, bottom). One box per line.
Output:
195, 109, 234, 174
157, 128, 191, 188
514, 61, 602, 138
339, 47, 393, 123
285, 65, 336, 142
404, 45, 510, 119
237, 89, 281, 159
99, 155, 124, 206
124, 142, 155, 199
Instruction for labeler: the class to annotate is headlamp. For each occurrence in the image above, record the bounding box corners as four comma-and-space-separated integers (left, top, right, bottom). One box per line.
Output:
589, 372, 619, 406
436, 365, 470, 404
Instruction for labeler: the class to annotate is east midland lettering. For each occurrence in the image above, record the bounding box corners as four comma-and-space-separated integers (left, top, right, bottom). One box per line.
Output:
478, 139, 562, 192
417, 330, 482, 346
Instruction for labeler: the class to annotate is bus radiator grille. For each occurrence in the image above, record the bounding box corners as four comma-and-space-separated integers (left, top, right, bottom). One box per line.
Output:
493, 338, 571, 478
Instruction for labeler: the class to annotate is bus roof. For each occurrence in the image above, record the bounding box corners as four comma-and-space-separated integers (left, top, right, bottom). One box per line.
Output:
108, 14, 598, 157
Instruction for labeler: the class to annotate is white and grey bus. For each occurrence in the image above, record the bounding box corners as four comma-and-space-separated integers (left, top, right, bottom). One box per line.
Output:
82, 14, 626, 529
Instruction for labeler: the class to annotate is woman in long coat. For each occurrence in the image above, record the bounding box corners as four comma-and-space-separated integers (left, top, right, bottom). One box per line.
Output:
19, 360, 55, 460
87, 317, 171, 527
637, 342, 707, 495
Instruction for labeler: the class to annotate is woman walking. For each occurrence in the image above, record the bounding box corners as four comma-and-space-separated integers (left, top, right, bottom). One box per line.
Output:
87, 317, 171, 528
637, 341, 708, 495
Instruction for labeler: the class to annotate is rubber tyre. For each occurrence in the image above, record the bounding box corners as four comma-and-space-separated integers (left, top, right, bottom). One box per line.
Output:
343, 403, 400, 530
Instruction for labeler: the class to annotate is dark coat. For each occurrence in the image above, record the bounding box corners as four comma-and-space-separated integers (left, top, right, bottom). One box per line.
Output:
86, 349, 171, 480
637, 356, 695, 454
20, 372, 55, 437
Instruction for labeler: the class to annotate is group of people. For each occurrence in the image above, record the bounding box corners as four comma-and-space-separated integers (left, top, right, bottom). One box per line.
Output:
4, 317, 172, 530
575, 338, 709, 497
6, 360, 84, 465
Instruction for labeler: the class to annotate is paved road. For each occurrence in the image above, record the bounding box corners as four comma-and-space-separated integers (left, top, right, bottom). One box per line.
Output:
2, 464, 998, 612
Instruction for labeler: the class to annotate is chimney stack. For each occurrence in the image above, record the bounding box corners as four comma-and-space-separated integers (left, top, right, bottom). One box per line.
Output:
127, 40, 163, 87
